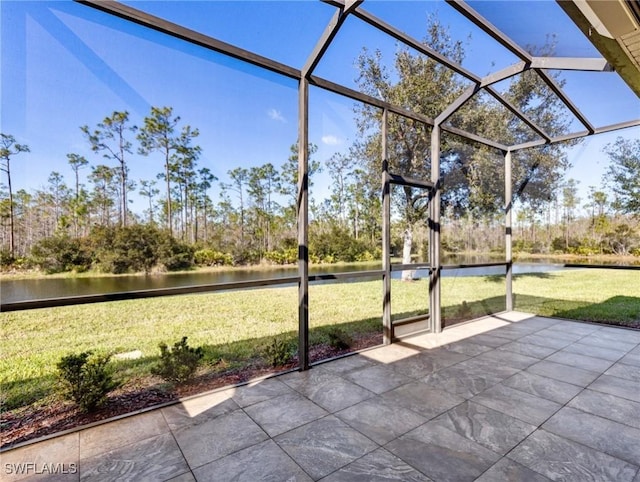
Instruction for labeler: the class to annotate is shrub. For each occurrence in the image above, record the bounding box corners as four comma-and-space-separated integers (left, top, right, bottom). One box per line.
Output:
310, 225, 374, 263
57, 351, 116, 411
158, 236, 194, 271
194, 248, 234, 266
457, 300, 472, 318
152, 337, 203, 384
326, 328, 353, 350
30, 235, 92, 273
0, 249, 14, 268
263, 336, 295, 367
264, 248, 297, 265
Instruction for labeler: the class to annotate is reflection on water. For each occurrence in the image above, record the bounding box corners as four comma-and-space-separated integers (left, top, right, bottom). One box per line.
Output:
1, 257, 635, 304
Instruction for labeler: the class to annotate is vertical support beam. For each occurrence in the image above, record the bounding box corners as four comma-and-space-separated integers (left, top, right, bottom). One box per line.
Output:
297, 77, 310, 370
429, 126, 442, 333
381, 109, 392, 344
505, 150, 513, 312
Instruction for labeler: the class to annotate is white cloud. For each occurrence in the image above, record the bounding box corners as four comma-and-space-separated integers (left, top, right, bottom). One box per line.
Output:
321, 135, 341, 145
268, 108, 285, 122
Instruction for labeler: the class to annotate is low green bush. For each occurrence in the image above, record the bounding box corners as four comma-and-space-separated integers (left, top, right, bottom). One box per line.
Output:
263, 336, 295, 367
326, 328, 353, 350
264, 248, 297, 265
194, 248, 234, 266
152, 337, 203, 384
57, 351, 116, 412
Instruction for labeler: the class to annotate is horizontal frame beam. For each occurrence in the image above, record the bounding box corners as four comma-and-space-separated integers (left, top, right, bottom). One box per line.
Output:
530, 57, 612, 72
392, 314, 430, 327
76, 1, 301, 80
445, 1, 596, 135
390, 263, 432, 272
510, 119, 640, 151
1, 276, 300, 312
1, 270, 388, 312
309, 270, 384, 281
309, 75, 435, 127
442, 262, 507, 270
386, 172, 435, 190
441, 125, 509, 151
350, 3, 480, 82
80, 0, 608, 155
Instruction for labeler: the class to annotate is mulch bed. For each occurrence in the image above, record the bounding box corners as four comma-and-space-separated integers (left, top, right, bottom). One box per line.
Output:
1, 333, 382, 450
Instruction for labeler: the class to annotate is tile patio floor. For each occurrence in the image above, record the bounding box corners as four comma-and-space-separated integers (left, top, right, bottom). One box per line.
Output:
3, 312, 640, 481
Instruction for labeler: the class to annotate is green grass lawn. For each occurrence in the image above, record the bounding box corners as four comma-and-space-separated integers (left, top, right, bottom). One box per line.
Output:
513, 268, 640, 325
1, 269, 638, 412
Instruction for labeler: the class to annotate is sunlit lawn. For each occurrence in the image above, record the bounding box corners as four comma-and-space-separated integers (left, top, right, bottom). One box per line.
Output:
1, 269, 638, 411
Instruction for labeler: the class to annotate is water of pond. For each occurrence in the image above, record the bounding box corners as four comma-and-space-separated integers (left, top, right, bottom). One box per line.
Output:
0, 258, 628, 304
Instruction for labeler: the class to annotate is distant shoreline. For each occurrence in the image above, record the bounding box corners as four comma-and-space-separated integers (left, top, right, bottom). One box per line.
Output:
1, 253, 638, 281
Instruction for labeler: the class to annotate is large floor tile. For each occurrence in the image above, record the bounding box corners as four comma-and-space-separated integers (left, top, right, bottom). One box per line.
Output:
80, 432, 188, 482
161, 390, 239, 430
274, 415, 378, 480
79, 411, 169, 459
474, 348, 539, 370
526, 360, 600, 386
562, 342, 627, 361
279, 369, 374, 413
461, 333, 512, 348
230, 378, 295, 408
243, 392, 327, 437
335, 397, 426, 445
620, 349, 640, 367
167, 472, 195, 482
471, 384, 562, 426
386, 422, 500, 482
546, 321, 601, 336
545, 351, 614, 373
577, 335, 637, 353
509, 429, 638, 482
518, 334, 574, 350
343, 364, 412, 394
319, 448, 432, 482
497, 341, 558, 359
0, 432, 79, 482
192, 439, 311, 482
535, 328, 584, 342
173, 409, 268, 469
475, 457, 551, 482
605, 362, 640, 382
487, 326, 536, 341
589, 374, 640, 402
502, 371, 582, 404
568, 389, 640, 429
440, 340, 493, 357
380, 381, 465, 420
317, 354, 379, 376
279, 367, 338, 394
429, 400, 536, 455
591, 327, 640, 345
307, 377, 375, 413
543, 407, 640, 466
421, 360, 518, 399
360, 344, 421, 364
390, 350, 467, 379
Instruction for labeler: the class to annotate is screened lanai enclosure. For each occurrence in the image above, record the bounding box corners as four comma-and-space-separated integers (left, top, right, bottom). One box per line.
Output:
2, 0, 639, 380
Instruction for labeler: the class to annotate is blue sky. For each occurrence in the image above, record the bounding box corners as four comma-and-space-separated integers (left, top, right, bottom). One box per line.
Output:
1, 0, 638, 213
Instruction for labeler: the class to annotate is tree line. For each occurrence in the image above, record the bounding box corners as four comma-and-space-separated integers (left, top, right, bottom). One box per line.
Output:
0, 103, 382, 272
1, 20, 639, 273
